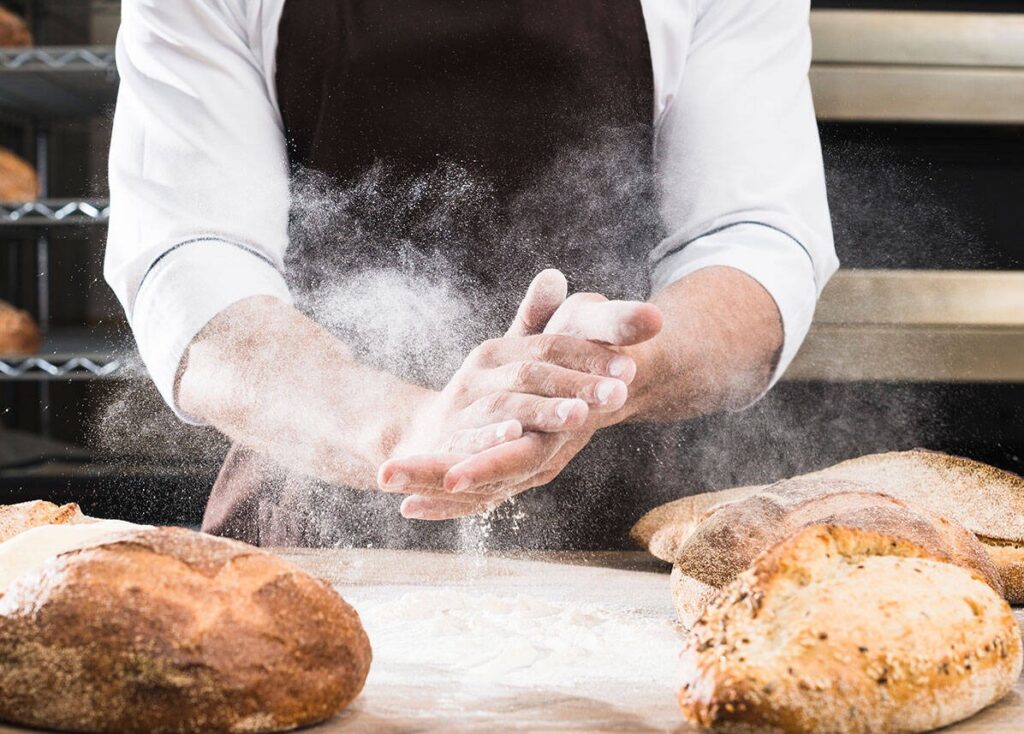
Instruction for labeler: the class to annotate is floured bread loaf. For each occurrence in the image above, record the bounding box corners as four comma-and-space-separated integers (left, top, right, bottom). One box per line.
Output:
0, 149, 39, 202
0, 501, 90, 542
668, 479, 1001, 628
0, 300, 41, 355
631, 484, 761, 564
678, 525, 1022, 734
0, 8, 31, 47
0, 509, 372, 734
633, 450, 1024, 602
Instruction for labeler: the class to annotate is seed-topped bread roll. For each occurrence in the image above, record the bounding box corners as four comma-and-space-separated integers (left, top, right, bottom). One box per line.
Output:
0, 508, 371, 734
678, 525, 1022, 734
667, 478, 1001, 627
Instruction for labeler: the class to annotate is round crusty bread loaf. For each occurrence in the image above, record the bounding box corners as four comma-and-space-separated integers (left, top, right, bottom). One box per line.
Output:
678, 524, 1023, 734
0, 7, 31, 47
0, 525, 372, 734
0, 300, 41, 355
0, 149, 39, 202
669, 478, 1002, 628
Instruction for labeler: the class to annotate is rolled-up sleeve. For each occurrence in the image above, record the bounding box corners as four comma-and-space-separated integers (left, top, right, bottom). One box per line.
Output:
649, 0, 838, 389
104, 0, 292, 422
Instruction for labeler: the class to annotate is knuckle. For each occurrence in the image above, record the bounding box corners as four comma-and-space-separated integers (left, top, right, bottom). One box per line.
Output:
529, 334, 560, 362
479, 391, 507, 417
469, 339, 498, 366
508, 360, 535, 391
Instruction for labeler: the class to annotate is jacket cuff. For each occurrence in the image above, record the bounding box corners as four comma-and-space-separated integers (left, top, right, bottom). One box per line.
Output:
130, 238, 293, 424
649, 222, 819, 396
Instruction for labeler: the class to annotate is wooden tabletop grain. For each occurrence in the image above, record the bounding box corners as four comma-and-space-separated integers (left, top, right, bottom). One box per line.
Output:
0, 549, 1021, 733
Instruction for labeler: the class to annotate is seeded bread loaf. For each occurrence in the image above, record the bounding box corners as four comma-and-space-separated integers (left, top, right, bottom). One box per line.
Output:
678, 524, 1022, 734
633, 450, 1024, 602
0, 510, 372, 733
667, 479, 1001, 628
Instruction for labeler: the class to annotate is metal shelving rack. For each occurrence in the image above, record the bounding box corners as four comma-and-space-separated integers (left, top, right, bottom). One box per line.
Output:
0, 198, 109, 225
0, 10, 120, 436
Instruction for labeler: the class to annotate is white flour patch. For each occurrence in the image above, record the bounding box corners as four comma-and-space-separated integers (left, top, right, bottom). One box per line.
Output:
351, 588, 681, 691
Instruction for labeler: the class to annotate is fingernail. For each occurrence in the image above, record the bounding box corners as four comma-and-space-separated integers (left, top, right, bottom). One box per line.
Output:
556, 399, 581, 423
608, 356, 630, 378
496, 423, 509, 441
452, 476, 473, 493
386, 472, 409, 489
595, 380, 618, 405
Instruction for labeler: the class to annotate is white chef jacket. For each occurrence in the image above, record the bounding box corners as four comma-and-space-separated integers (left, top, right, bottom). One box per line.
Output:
105, 0, 838, 422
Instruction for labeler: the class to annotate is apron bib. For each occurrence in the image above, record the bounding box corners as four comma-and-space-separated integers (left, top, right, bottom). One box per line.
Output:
203, 0, 667, 549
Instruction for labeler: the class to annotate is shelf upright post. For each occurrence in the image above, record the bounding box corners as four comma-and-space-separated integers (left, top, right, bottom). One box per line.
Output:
35, 120, 51, 436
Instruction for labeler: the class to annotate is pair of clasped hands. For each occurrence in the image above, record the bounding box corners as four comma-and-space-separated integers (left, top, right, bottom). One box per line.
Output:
376, 269, 664, 521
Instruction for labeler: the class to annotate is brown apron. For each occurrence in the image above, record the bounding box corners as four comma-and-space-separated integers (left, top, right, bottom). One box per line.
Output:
203, 0, 667, 549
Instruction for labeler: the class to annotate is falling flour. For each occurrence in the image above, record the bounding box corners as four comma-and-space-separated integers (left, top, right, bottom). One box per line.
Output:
351, 588, 682, 691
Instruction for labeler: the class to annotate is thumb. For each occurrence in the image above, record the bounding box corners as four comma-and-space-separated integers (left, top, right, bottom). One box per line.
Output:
505, 269, 568, 337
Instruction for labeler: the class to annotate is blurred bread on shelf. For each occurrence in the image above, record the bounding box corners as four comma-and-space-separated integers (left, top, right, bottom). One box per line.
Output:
0, 7, 31, 47
0, 300, 41, 355
0, 149, 39, 202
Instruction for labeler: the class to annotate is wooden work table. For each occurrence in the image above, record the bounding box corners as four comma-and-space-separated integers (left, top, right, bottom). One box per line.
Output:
0, 549, 1021, 733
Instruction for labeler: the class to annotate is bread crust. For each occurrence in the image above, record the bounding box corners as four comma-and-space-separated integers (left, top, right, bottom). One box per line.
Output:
0, 8, 31, 47
0, 527, 371, 734
667, 479, 1002, 628
0, 300, 42, 356
633, 450, 1024, 602
678, 525, 1023, 734
0, 149, 39, 203
0, 501, 88, 543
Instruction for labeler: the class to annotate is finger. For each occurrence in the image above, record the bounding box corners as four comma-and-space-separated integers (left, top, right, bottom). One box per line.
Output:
488, 361, 627, 411
545, 295, 664, 346
377, 455, 463, 492
379, 455, 499, 500
446, 420, 523, 454
471, 335, 636, 384
469, 392, 588, 433
443, 432, 560, 494
506, 269, 568, 337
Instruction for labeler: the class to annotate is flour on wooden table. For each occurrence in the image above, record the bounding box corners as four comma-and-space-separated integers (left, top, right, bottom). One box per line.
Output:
352, 588, 681, 689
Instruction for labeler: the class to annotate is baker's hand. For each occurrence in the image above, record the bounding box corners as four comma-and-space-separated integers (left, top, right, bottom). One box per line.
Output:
377, 271, 644, 506
380, 270, 663, 519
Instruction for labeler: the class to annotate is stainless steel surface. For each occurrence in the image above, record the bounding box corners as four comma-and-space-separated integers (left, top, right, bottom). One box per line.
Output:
809, 11, 1024, 124
787, 270, 1024, 383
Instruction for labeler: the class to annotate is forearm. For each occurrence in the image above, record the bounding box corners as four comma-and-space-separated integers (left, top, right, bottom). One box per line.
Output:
177, 296, 430, 489
624, 266, 784, 422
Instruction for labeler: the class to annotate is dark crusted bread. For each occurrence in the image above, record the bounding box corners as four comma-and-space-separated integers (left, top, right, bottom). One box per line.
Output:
669, 479, 1001, 628
0, 525, 372, 733
678, 525, 1022, 734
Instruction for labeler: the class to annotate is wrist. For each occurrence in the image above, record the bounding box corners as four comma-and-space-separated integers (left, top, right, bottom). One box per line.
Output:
375, 384, 436, 464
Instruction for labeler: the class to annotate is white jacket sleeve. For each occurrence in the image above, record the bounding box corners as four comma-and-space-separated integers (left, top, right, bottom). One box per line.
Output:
104, 0, 293, 422
649, 0, 839, 389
